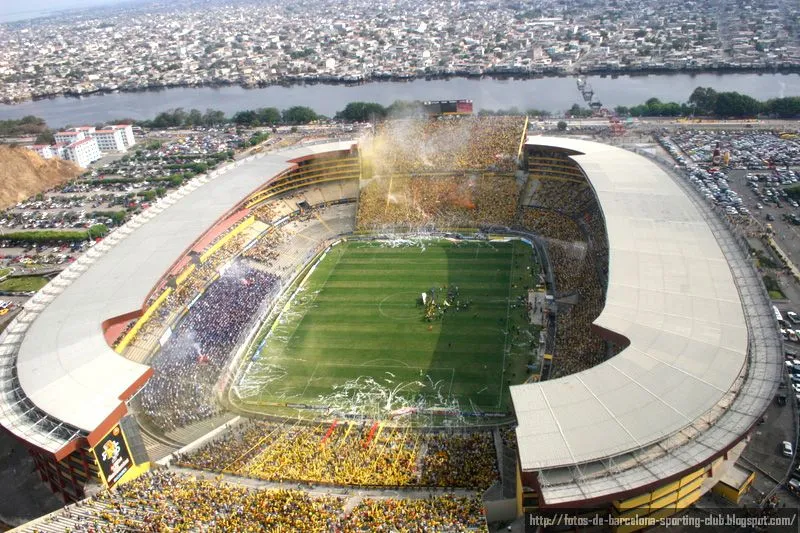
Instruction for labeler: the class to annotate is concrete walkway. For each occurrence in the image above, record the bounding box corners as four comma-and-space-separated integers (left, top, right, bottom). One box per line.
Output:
169, 465, 481, 501
768, 237, 800, 281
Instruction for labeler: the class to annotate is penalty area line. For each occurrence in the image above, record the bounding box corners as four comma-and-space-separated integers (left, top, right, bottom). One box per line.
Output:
299, 362, 320, 397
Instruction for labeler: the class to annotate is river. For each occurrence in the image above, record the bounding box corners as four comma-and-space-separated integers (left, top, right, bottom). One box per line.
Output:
1, 72, 799, 127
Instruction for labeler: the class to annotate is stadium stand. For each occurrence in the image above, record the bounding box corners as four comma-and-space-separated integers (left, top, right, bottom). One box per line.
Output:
363, 116, 526, 175
174, 419, 498, 490
17, 470, 488, 532
510, 137, 778, 524
0, 120, 779, 532
0, 141, 357, 501
135, 263, 279, 431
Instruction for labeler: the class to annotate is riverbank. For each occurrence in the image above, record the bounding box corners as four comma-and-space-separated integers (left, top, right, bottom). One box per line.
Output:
2, 72, 799, 128
5, 65, 800, 107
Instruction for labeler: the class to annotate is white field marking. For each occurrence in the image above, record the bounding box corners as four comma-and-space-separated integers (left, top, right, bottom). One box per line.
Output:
253, 243, 345, 367
377, 292, 422, 321
361, 359, 412, 368
299, 362, 320, 397
448, 367, 455, 398
497, 241, 515, 409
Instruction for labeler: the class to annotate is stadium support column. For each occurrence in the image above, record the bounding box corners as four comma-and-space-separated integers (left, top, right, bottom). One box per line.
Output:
358, 145, 372, 181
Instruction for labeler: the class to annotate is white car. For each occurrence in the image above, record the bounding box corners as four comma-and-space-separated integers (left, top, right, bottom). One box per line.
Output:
783, 441, 794, 457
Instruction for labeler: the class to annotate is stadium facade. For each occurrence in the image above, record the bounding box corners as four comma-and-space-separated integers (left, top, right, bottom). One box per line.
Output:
0, 134, 780, 529
511, 138, 781, 528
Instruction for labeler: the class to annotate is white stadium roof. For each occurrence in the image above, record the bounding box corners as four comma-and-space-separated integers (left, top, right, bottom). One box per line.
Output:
0, 140, 354, 452
513, 137, 749, 471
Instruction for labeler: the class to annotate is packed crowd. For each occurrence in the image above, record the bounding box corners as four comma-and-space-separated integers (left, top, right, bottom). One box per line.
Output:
518, 207, 583, 243
175, 419, 499, 490
538, 217, 609, 377
366, 116, 526, 175
356, 174, 521, 230
122, 232, 250, 347
518, 152, 611, 378
136, 262, 279, 431
342, 496, 486, 532
524, 176, 597, 218
25, 470, 487, 532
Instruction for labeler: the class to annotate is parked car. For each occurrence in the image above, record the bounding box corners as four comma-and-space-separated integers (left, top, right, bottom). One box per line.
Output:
788, 311, 800, 324
782, 441, 794, 457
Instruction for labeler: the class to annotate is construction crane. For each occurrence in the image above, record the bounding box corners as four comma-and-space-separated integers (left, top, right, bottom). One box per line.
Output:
577, 76, 625, 134
576, 77, 603, 111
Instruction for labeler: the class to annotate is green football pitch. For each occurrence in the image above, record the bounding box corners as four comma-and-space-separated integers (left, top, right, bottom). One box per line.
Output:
233, 238, 539, 419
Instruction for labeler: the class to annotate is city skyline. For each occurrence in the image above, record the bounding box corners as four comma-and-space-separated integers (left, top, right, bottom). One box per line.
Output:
1, 0, 798, 104
0, 0, 140, 23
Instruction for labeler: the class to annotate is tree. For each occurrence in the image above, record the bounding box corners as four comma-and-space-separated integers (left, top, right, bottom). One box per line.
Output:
557, 121, 568, 131
202, 109, 227, 126
232, 110, 258, 126
688, 87, 718, 115
714, 91, 761, 117
0, 115, 47, 136
256, 107, 281, 125
187, 108, 203, 126
525, 108, 551, 118
87, 224, 109, 239
567, 104, 592, 118
335, 102, 387, 122
282, 106, 318, 124
150, 108, 188, 128
764, 97, 800, 118
34, 130, 55, 144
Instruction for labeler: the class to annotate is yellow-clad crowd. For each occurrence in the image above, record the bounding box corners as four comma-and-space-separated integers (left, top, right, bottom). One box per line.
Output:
25, 470, 488, 532
342, 496, 487, 532
365, 116, 526, 175
356, 174, 521, 230
175, 420, 499, 490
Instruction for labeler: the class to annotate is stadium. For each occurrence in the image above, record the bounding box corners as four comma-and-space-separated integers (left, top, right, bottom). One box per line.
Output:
0, 112, 782, 531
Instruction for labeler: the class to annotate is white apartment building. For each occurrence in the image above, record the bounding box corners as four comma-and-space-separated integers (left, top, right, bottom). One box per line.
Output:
110, 124, 136, 148
27, 145, 54, 159
63, 137, 102, 168
93, 128, 127, 152
53, 130, 86, 144
53, 143, 68, 159
73, 126, 96, 136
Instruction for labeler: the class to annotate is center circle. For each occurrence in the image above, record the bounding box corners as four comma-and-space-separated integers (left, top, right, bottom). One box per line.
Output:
378, 291, 424, 320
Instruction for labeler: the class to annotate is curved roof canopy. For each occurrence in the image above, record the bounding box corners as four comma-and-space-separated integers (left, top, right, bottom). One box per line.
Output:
512, 137, 747, 470
9, 141, 355, 442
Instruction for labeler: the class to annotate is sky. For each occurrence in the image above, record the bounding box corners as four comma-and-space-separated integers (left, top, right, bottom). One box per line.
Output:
0, 0, 138, 23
